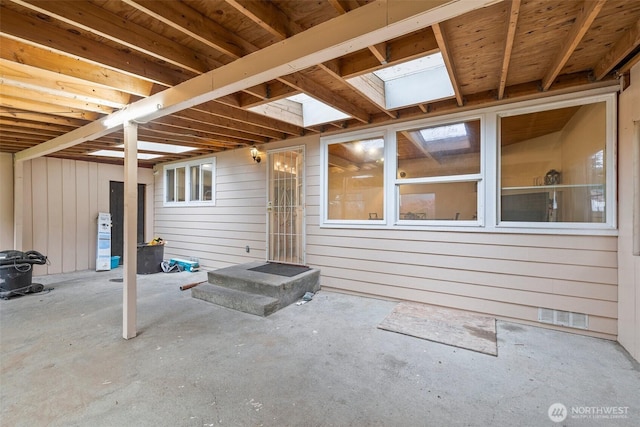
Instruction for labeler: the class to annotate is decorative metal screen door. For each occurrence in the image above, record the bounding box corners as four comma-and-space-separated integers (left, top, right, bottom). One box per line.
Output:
267, 147, 305, 265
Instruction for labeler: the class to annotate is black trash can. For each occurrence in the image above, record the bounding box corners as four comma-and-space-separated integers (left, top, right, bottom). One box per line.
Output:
0, 250, 33, 295
137, 244, 164, 274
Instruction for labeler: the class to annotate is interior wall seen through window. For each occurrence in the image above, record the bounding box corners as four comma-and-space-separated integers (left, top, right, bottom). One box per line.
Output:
500, 102, 606, 223
327, 138, 385, 221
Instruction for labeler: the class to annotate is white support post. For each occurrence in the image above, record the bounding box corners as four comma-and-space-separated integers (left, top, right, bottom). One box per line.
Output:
123, 122, 138, 339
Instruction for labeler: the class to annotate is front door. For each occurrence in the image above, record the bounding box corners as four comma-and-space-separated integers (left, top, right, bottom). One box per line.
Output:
267, 147, 305, 265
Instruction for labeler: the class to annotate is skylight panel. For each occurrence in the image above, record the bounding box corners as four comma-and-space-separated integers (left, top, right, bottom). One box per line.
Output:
89, 150, 162, 160
248, 93, 350, 127
115, 141, 196, 154
352, 52, 455, 110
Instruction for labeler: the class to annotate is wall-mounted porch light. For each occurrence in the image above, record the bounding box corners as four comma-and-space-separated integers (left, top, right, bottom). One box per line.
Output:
250, 147, 261, 163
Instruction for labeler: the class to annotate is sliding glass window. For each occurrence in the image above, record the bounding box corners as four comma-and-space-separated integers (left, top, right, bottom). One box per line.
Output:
396, 119, 482, 223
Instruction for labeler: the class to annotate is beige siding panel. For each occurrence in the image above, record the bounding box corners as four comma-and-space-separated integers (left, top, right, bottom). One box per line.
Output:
75, 162, 90, 271
31, 158, 48, 276
88, 163, 98, 270
308, 245, 616, 285
46, 158, 63, 275
317, 264, 617, 318
22, 160, 33, 251
0, 153, 13, 250
308, 226, 618, 251
62, 159, 77, 273
319, 276, 616, 336
307, 234, 616, 268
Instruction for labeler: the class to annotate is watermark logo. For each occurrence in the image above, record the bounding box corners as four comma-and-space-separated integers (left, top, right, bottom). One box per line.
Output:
548, 403, 630, 422
548, 403, 567, 423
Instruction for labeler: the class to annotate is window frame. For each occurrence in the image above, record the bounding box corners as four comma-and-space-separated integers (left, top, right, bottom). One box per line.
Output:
495, 93, 616, 230
319, 87, 617, 235
320, 131, 388, 226
391, 116, 484, 227
163, 157, 216, 206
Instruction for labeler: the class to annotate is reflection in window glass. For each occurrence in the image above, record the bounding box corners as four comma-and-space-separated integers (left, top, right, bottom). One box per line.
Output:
165, 168, 175, 202
327, 138, 385, 220
176, 167, 186, 202
399, 182, 477, 221
500, 102, 606, 223
203, 164, 213, 201
190, 165, 201, 201
397, 119, 480, 179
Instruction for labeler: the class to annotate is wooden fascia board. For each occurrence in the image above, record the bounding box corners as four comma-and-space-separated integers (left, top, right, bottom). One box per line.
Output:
15, 0, 498, 162
594, 19, 640, 80
541, 0, 606, 91
498, 0, 521, 100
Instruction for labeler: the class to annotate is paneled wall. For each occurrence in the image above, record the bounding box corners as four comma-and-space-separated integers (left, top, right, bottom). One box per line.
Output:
156, 130, 618, 340
617, 63, 640, 360
0, 153, 14, 250
18, 157, 154, 275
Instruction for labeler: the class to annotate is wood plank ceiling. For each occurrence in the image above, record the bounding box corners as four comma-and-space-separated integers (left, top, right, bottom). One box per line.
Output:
1, 0, 639, 168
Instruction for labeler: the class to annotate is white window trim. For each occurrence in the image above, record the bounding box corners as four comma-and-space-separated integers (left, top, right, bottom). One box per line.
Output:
495, 92, 616, 231
163, 157, 216, 206
390, 115, 485, 227
320, 131, 387, 226
319, 86, 618, 235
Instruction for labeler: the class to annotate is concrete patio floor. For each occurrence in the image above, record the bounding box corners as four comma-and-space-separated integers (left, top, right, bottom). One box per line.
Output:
1, 269, 639, 427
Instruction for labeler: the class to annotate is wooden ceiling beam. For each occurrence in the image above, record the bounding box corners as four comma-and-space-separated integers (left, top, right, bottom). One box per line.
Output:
339, 29, 439, 78
0, 107, 87, 126
432, 22, 463, 107
0, 85, 114, 114
594, 19, 640, 80
174, 109, 286, 140
0, 118, 75, 134
278, 73, 370, 124
0, 5, 190, 87
224, 0, 293, 39
122, 0, 254, 60
1, 59, 130, 108
14, 0, 497, 161
0, 37, 153, 97
541, 0, 606, 91
0, 95, 100, 120
137, 124, 250, 147
204, 101, 304, 137
498, 0, 521, 100
320, 65, 395, 119
151, 117, 266, 144
12, 0, 209, 74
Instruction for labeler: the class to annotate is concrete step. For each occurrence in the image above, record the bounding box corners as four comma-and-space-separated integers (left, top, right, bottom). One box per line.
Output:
192, 283, 279, 317
207, 262, 320, 300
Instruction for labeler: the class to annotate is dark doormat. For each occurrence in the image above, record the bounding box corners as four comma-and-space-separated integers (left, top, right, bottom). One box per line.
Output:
249, 262, 311, 277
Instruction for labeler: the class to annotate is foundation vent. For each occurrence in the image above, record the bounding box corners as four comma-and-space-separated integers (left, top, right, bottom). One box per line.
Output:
538, 308, 588, 330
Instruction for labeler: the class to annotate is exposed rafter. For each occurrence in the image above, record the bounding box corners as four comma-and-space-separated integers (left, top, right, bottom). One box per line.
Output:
432, 22, 463, 107
498, 0, 521, 100
594, 18, 640, 80
541, 0, 607, 91
122, 0, 255, 60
